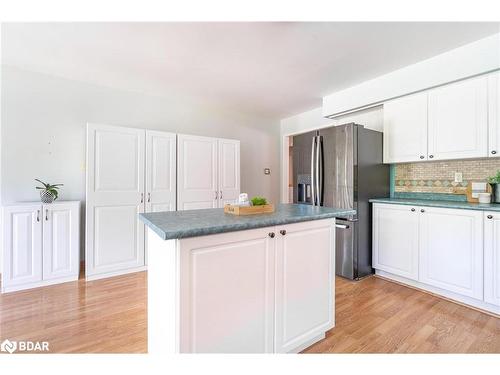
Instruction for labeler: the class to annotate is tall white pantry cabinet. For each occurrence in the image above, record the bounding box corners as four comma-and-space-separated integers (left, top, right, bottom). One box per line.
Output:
1, 201, 80, 293
86, 124, 240, 280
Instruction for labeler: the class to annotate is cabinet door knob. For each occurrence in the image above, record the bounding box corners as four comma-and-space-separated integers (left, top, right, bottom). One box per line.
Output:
420, 209, 425, 213
488, 215, 493, 219
280, 229, 287, 236
492, 150, 497, 155
411, 208, 416, 212
419, 155, 424, 159
268, 232, 275, 238
429, 155, 434, 159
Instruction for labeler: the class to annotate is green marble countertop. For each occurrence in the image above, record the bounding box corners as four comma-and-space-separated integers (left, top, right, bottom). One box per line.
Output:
370, 197, 500, 212
139, 203, 355, 240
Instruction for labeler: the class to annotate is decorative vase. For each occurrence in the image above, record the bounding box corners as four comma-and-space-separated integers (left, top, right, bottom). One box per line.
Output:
40, 190, 54, 204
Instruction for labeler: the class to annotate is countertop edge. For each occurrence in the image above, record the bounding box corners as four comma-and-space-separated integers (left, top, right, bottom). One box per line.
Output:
139, 209, 355, 241
369, 198, 500, 212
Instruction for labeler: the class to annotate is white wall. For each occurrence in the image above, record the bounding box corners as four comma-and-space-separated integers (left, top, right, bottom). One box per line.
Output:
1, 66, 280, 259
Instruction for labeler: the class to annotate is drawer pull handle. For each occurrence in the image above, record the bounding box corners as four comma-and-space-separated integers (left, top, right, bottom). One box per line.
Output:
420, 209, 425, 213
268, 232, 275, 238
411, 208, 416, 212
36, 210, 40, 222
429, 155, 434, 159
492, 151, 497, 155
488, 215, 493, 219
280, 229, 287, 235
45, 209, 49, 221
419, 156, 424, 159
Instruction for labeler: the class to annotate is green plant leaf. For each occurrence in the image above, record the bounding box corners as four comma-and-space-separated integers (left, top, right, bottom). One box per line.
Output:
251, 196, 267, 206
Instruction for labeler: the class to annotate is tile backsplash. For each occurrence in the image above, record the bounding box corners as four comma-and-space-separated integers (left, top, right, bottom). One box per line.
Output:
394, 159, 500, 195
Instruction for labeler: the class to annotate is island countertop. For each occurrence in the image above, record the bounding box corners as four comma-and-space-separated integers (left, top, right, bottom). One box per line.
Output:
139, 203, 356, 240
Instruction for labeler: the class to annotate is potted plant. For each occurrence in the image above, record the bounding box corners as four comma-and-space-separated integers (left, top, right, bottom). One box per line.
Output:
35, 179, 63, 204
488, 171, 500, 203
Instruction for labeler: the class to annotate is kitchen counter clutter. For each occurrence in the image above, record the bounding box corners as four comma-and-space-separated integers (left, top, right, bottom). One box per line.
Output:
369, 197, 500, 212
371, 199, 500, 316
139, 203, 355, 240
142, 203, 355, 353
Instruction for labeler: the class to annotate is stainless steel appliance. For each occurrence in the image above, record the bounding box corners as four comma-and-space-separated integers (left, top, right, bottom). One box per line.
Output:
292, 123, 389, 280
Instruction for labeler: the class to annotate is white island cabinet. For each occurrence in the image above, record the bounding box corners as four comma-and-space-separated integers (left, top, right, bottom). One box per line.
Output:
142, 204, 348, 354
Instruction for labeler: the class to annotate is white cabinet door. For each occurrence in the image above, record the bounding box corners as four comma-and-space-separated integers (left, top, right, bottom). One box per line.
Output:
428, 76, 488, 161
419, 207, 483, 299
42, 202, 80, 281
177, 134, 218, 210
86, 123, 146, 279
2, 205, 42, 290
488, 72, 500, 157
178, 228, 274, 353
373, 203, 419, 280
383, 92, 428, 163
217, 138, 240, 207
145, 130, 177, 213
484, 211, 500, 306
274, 219, 334, 353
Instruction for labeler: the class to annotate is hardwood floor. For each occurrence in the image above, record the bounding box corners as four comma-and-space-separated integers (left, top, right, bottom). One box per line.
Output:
303, 276, 500, 353
1, 272, 499, 353
0, 272, 147, 353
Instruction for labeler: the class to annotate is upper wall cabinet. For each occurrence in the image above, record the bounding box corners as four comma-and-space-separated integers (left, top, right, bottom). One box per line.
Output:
383, 74, 493, 163
489, 71, 500, 157
427, 76, 488, 161
383, 92, 428, 163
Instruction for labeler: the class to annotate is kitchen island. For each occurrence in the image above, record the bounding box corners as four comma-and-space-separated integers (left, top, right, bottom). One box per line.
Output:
139, 204, 355, 353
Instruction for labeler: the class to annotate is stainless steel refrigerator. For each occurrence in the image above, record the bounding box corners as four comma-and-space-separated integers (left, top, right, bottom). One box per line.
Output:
292, 123, 389, 280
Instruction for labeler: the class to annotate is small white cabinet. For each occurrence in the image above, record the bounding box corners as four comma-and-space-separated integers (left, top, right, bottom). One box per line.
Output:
2, 201, 80, 293
428, 76, 488, 160
274, 220, 335, 353
484, 211, 500, 307
42, 202, 80, 281
373, 203, 419, 280
383, 92, 428, 163
419, 207, 483, 299
177, 134, 240, 210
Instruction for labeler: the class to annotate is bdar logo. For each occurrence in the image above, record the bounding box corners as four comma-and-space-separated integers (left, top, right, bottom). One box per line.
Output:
1, 339, 17, 354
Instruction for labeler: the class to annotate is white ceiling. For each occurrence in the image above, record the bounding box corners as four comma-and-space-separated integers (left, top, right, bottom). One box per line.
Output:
2, 22, 499, 119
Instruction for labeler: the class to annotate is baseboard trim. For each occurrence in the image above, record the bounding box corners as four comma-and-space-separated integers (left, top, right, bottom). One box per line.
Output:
374, 270, 500, 318
1, 275, 79, 294
85, 266, 148, 281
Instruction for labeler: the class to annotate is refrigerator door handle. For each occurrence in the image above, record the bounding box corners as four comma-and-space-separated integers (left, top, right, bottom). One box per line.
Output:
315, 135, 320, 206
319, 136, 323, 206
310, 136, 316, 206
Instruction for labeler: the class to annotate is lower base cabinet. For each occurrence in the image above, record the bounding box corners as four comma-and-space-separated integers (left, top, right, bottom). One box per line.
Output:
2, 201, 80, 293
484, 211, 500, 307
175, 219, 335, 353
373, 203, 500, 315
419, 207, 483, 299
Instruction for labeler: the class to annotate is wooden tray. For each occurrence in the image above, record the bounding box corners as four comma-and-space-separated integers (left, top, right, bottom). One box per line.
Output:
224, 204, 275, 215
